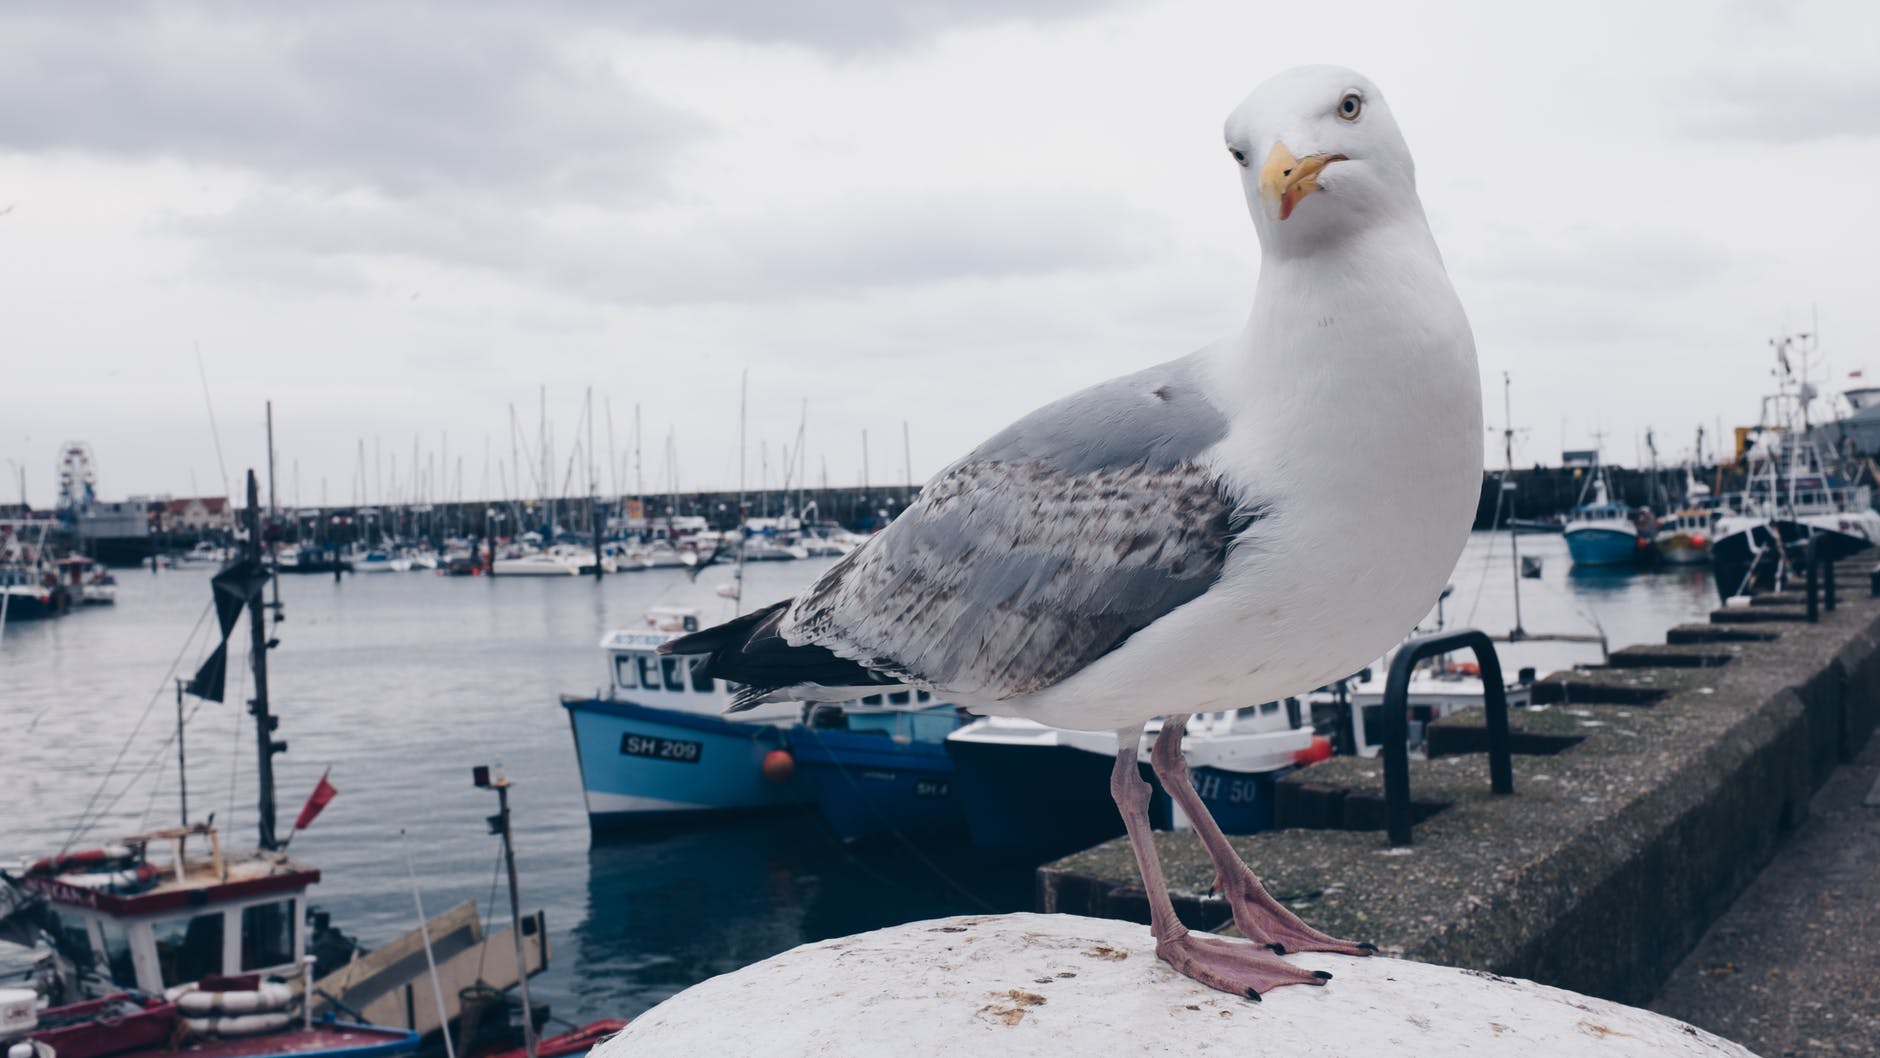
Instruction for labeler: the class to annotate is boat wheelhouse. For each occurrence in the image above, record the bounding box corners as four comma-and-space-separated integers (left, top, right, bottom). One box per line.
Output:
18, 825, 316, 999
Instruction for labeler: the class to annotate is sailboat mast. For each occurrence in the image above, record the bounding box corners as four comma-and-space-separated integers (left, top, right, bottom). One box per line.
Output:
1502, 374, 1525, 638
245, 469, 282, 850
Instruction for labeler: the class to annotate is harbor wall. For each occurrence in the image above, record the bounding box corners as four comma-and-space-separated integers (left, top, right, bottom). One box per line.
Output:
1035, 560, 1880, 1006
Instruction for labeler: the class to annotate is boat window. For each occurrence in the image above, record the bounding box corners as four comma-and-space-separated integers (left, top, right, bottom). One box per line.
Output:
637, 655, 661, 690
241, 900, 296, 970
661, 657, 687, 692
47, 911, 97, 971
1259, 700, 1280, 714
690, 658, 714, 693
888, 691, 911, 705
614, 656, 637, 689
153, 911, 225, 988
915, 690, 931, 703
97, 918, 136, 987
861, 694, 883, 706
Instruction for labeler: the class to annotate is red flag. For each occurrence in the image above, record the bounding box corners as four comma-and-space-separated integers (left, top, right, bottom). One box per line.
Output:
294, 769, 337, 830
1852, 369, 1865, 379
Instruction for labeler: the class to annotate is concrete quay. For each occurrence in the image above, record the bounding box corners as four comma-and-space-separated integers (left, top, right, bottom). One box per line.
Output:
1037, 558, 1880, 1049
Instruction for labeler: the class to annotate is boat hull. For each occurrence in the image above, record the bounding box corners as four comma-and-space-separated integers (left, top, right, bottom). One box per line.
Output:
792, 716, 965, 845
944, 735, 1169, 859
561, 696, 811, 832
1711, 516, 1878, 598
1654, 532, 1710, 565
0, 586, 69, 620
1564, 526, 1640, 567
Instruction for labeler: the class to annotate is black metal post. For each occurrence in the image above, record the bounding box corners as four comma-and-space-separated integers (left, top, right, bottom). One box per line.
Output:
1382, 628, 1514, 847
1805, 536, 1819, 624
1825, 544, 1836, 612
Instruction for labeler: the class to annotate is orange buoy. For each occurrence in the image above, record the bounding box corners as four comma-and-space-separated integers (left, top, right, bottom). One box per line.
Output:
761, 749, 796, 784
1291, 736, 1334, 766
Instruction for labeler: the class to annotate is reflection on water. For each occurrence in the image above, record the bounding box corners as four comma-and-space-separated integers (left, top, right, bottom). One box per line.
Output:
572, 817, 1031, 1016
1, 531, 1721, 1023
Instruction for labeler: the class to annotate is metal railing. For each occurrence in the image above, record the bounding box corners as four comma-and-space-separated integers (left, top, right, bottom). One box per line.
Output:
1381, 629, 1514, 847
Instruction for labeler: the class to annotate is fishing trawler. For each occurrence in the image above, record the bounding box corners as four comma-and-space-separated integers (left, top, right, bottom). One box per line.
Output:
560, 605, 967, 835
1711, 334, 1880, 597
1563, 467, 1651, 568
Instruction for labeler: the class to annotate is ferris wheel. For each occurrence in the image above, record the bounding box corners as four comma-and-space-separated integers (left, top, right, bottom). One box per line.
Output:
57, 441, 97, 513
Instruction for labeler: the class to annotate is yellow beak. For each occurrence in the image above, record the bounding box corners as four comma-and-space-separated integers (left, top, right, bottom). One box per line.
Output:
1259, 142, 1346, 221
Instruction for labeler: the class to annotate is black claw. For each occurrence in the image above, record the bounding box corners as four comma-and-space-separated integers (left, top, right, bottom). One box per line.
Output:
1244, 987, 1263, 1002
1313, 970, 1334, 980
1266, 943, 1288, 955
1357, 941, 1379, 953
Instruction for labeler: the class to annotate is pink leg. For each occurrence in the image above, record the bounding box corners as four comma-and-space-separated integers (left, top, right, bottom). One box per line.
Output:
1151, 714, 1375, 957
1109, 723, 1331, 998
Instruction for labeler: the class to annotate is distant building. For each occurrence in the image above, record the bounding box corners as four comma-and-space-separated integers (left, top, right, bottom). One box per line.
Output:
161, 496, 234, 533
1561, 449, 1599, 468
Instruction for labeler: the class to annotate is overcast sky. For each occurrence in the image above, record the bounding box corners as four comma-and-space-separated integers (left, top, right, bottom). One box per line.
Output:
3, 0, 1876, 509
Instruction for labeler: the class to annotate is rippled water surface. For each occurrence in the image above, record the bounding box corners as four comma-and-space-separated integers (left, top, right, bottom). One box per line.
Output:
0, 531, 1714, 1022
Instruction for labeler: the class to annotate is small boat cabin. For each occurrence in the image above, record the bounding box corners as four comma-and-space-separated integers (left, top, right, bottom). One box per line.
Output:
600, 606, 938, 715
19, 824, 316, 996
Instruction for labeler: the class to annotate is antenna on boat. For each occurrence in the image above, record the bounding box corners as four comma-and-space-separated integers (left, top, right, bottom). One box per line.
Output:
474, 765, 537, 1058
175, 678, 190, 828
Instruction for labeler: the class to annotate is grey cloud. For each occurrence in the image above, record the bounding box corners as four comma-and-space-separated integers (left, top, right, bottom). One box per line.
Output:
174, 189, 1162, 305
584, 0, 1123, 51
0, 3, 699, 198
1696, 69, 1880, 143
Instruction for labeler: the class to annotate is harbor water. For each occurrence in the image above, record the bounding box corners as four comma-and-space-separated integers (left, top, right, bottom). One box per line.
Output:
1, 531, 1717, 1023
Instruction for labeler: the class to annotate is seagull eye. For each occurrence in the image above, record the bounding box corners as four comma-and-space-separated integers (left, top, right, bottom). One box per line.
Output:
1337, 92, 1363, 122
1228, 146, 1247, 167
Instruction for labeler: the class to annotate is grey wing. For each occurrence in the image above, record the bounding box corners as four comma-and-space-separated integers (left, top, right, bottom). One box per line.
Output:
781, 352, 1264, 701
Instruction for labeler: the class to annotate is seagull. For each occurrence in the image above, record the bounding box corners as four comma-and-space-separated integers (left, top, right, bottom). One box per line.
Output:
663, 64, 1482, 998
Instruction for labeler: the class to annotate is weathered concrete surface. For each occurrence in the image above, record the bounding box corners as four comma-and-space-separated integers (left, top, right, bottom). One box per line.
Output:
597, 912, 1756, 1057
1039, 580, 1880, 1011
1649, 736, 1880, 1057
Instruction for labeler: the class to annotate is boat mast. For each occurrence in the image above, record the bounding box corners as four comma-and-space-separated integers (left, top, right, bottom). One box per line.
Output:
1501, 374, 1525, 639
244, 469, 284, 851
588, 387, 602, 580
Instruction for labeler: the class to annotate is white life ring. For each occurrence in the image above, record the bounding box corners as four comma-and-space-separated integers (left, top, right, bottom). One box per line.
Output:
51, 862, 160, 893
175, 979, 295, 1015
182, 1010, 295, 1036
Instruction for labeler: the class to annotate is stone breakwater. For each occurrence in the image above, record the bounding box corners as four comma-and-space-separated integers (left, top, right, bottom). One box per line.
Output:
1038, 558, 1880, 1007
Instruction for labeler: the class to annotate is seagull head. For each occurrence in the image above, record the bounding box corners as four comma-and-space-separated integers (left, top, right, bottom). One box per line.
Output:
1222, 66, 1419, 252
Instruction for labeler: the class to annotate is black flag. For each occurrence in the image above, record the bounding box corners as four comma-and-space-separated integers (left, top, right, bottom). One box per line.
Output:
184, 557, 268, 703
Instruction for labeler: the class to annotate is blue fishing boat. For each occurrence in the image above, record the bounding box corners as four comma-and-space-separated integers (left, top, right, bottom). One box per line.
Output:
792, 701, 969, 844
1563, 470, 1647, 568
561, 607, 813, 832
945, 708, 1313, 859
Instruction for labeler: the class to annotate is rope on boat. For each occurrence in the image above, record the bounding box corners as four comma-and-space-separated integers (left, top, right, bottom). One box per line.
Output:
57, 600, 216, 855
